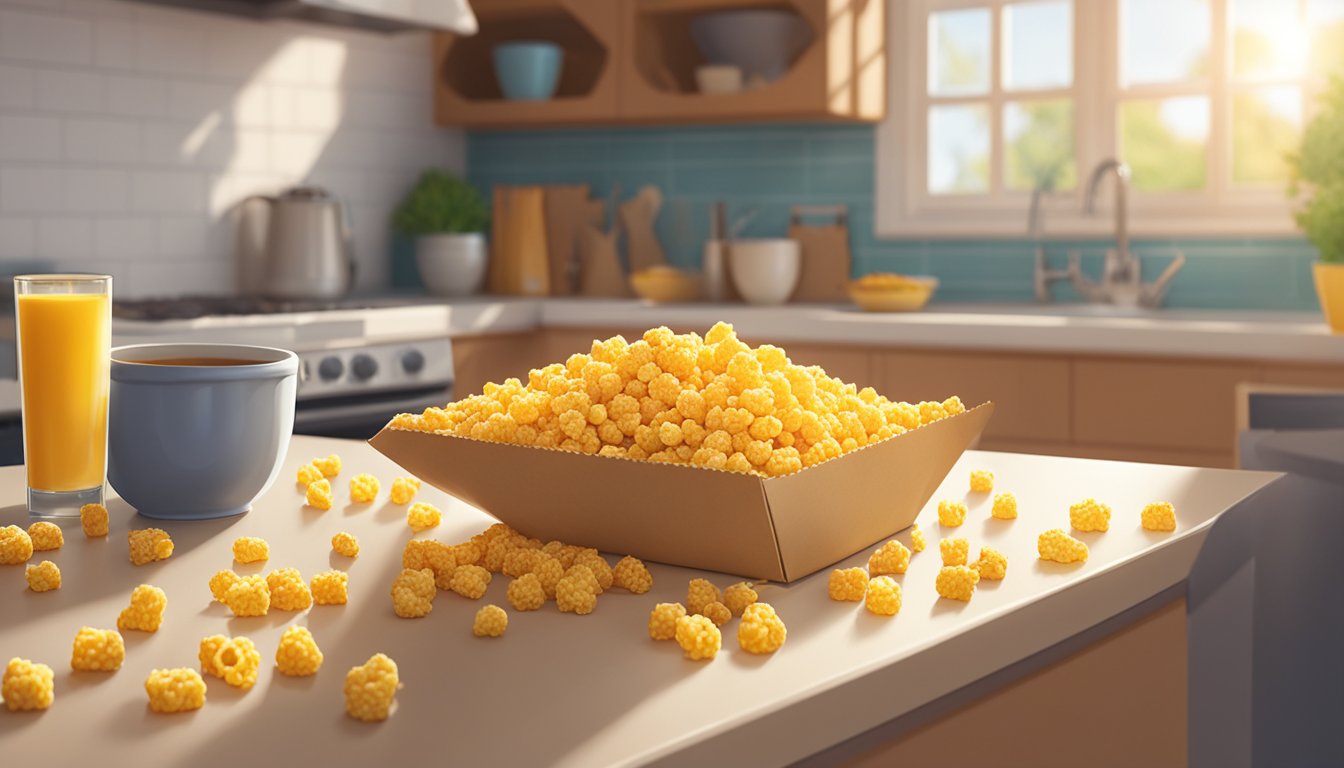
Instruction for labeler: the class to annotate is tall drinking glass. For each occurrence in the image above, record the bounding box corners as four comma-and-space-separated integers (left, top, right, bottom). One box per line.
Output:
14, 275, 111, 518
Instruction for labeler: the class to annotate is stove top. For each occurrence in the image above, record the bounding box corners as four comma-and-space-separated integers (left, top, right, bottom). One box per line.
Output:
113, 295, 424, 321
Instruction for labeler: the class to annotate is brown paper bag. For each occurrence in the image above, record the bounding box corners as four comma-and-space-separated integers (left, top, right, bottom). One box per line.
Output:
788, 205, 851, 302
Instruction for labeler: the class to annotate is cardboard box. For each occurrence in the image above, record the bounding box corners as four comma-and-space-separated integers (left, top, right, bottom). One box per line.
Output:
370, 402, 994, 582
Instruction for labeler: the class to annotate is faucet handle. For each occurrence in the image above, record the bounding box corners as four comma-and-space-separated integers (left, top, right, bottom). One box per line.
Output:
1139, 251, 1186, 308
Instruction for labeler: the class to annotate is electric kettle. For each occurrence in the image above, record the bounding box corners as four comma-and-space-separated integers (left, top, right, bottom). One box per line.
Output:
235, 186, 354, 299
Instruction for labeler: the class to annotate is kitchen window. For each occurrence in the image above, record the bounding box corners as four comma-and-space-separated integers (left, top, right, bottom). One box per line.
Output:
875, 0, 1344, 236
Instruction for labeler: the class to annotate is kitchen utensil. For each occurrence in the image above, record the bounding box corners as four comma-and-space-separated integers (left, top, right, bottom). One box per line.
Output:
416, 233, 487, 297
695, 64, 743, 94
730, 206, 759, 238
848, 276, 940, 312
579, 184, 629, 297
630, 266, 701, 303
493, 41, 563, 101
543, 185, 602, 296
489, 186, 551, 296
108, 343, 297, 519
701, 202, 738, 302
689, 9, 813, 83
728, 238, 801, 305
619, 185, 666, 273
789, 204, 852, 302
238, 186, 354, 300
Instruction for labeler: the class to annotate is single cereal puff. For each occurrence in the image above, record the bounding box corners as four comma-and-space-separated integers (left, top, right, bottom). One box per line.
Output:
145, 668, 205, 713
611, 555, 653, 594
232, 536, 269, 564
27, 521, 63, 551
910, 524, 927, 553
3, 658, 54, 711
391, 568, 436, 618
1069, 498, 1112, 533
675, 614, 721, 660
939, 537, 969, 567
223, 575, 271, 617
868, 540, 911, 576
312, 454, 342, 478
0, 525, 33, 564
507, 573, 545, 611
1038, 529, 1089, 564
403, 539, 457, 589
865, 576, 902, 616
574, 553, 614, 592
275, 626, 323, 677
937, 500, 967, 527
117, 584, 167, 632
128, 528, 173, 566
1142, 501, 1177, 532
71, 627, 124, 671
935, 565, 980, 602
349, 473, 380, 503
213, 636, 261, 690
296, 463, 323, 487
564, 564, 601, 594
648, 602, 686, 640
344, 653, 398, 722
449, 564, 491, 600
700, 601, 731, 627
406, 502, 442, 532
80, 503, 109, 538
331, 531, 360, 558
827, 567, 868, 601
25, 560, 60, 592
556, 573, 597, 614
970, 469, 994, 493
266, 568, 313, 611
972, 546, 1008, 580
473, 605, 508, 637
199, 635, 227, 677
389, 477, 421, 505
311, 570, 349, 605
991, 492, 1019, 520
722, 582, 759, 616
209, 569, 241, 602
738, 603, 787, 654
306, 478, 333, 511
686, 578, 720, 614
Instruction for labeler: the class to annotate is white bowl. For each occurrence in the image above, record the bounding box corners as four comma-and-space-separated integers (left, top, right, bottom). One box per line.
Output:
728, 238, 800, 305
695, 64, 743, 94
689, 9, 814, 83
416, 232, 487, 297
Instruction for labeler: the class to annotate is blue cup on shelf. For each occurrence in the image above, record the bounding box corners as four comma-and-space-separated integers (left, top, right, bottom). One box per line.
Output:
493, 41, 563, 101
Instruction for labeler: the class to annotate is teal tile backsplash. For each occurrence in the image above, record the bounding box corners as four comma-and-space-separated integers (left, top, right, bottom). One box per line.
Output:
467, 124, 1321, 311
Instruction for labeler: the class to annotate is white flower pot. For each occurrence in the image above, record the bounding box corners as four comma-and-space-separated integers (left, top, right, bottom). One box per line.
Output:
416, 232, 487, 297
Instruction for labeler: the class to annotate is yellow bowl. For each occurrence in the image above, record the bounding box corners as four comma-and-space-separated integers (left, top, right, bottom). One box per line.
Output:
631, 268, 701, 304
847, 276, 939, 312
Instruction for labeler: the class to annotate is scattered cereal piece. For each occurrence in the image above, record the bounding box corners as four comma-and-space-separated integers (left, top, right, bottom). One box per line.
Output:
937, 500, 967, 527
80, 503, 109, 538
910, 524, 927, 552
266, 568, 313, 611
648, 602, 686, 640
865, 576, 902, 616
331, 531, 360, 558
275, 626, 323, 677
406, 502, 442, 532
344, 653, 398, 722
574, 552, 613, 591
1069, 498, 1112, 533
27, 521, 63, 551
349, 473, 380, 503
722, 582, 759, 616
0, 525, 33, 564
971, 546, 1008, 580
1038, 529, 1089, 564
700, 601, 731, 627
212, 636, 261, 690
738, 603, 787, 654
611, 555, 653, 594
297, 463, 323, 487
127, 528, 173, 566
473, 605, 508, 637
1142, 502, 1177, 532
675, 614, 721, 660
145, 668, 205, 713
391, 568, 436, 618
449, 565, 491, 600
827, 567, 869, 601
991, 492, 1018, 520
311, 570, 349, 605
687, 578, 721, 614
935, 565, 980, 602
2, 657, 53, 711
556, 572, 597, 614
231, 536, 269, 564
117, 584, 167, 632
312, 454, 342, 478
939, 537, 969, 567
506, 573, 545, 611
389, 477, 421, 505
565, 564, 601, 594
305, 478, 333, 511
223, 575, 271, 617
209, 569, 241, 602
868, 540, 911, 576
970, 469, 994, 493
403, 539, 457, 589
71, 627, 124, 671
25, 560, 60, 592
198, 635, 227, 677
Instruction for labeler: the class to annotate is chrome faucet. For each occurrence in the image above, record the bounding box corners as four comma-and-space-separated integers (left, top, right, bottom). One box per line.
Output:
1030, 187, 1077, 302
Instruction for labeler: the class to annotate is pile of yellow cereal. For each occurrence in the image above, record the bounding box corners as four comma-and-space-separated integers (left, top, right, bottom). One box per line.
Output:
389, 322, 967, 476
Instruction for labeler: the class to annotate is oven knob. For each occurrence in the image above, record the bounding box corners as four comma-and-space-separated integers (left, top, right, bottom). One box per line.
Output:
401, 349, 425, 374
351, 354, 378, 381
318, 356, 344, 381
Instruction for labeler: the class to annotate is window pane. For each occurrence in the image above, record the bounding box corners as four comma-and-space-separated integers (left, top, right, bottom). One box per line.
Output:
1233, 0, 1306, 79
1121, 0, 1211, 86
1003, 1, 1073, 91
929, 104, 991, 194
1308, 0, 1344, 76
1232, 87, 1303, 184
1119, 97, 1210, 192
1004, 100, 1076, 191
929, 8, 991, 96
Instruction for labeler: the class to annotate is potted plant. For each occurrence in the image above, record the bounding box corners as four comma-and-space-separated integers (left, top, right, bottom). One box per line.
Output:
393, 170, 491, 297
1289, 77, 1344, 332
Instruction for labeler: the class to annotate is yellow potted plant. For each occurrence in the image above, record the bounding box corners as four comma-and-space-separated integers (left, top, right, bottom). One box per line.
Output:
1289, 77, 1344, 332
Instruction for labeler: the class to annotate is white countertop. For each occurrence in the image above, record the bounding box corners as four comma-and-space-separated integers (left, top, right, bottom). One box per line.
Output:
0, 434, 1279, 766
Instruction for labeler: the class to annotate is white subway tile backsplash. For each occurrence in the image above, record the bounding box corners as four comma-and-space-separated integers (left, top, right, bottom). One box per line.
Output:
0, 166, 63, 212
37, 217, 93, 260
260, 39, 312, 85
63, 118, 140, 163
0, 116, 61, 161
127, 258, 232, 298
0, 217, 36, 259
294, 88, 343, 130
305, 38, 347, 87
0, 64, 36, 108
0, 9, 93, 66
64, 168, 131, 213
269, 130, 330, 176
104, 75, 168, 118
167, 80, 233, 122
132, 170, 206, 213
135, 22, 207, 76
93, 217, 156, 259
36, 69, 104, 113
93, 19, 136, 69
156, 217, 207, 258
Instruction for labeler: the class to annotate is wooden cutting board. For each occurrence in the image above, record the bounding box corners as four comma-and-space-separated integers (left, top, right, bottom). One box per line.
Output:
543, 185, 603, 297
490, 186, 551, 296
788, 205, 851, 302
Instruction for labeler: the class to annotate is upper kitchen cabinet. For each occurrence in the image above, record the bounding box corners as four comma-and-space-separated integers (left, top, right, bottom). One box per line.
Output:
432, 0, 885, 128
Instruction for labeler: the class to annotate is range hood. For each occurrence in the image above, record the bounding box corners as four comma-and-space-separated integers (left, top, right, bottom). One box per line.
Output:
127, 0, 477, 34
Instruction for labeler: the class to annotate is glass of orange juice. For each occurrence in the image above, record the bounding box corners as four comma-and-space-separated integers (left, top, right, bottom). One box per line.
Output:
14, 275, 111, 518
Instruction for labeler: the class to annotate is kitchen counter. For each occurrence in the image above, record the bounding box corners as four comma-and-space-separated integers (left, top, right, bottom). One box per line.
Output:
0, 434, 1279, 767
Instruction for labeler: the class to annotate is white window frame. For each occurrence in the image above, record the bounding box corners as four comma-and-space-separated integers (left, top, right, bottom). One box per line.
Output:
876, 0, 1308, 238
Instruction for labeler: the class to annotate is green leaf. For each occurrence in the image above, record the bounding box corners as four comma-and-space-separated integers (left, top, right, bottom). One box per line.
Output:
1290, 76, 1344, 261
391, 169, 490, 236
